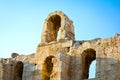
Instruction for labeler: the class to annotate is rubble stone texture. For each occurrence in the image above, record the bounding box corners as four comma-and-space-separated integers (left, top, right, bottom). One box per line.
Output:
0, 11, 120, 80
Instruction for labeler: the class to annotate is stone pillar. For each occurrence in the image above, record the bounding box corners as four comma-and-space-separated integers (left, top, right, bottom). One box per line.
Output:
69, 56, 82, 80
96, 56, 120, 80
22, 63, 36, 80
96, 45, 120, 80
1, 59, 14, 80
0, 63, 3, 80
50, 52, 70, 80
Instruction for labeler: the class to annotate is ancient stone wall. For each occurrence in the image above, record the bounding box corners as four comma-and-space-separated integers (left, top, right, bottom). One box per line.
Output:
0, 11, 120, 80
68, 34, 120, 80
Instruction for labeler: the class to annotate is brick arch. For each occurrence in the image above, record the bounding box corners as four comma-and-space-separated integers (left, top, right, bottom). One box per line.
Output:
41, 55, 55, 80
41, 11, 75, 43
81, 48, 96, 79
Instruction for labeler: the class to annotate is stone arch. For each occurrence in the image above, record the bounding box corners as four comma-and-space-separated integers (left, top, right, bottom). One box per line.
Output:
13, 61, 23, 80
41, 55, 55, 80
41, 11, 75, 43
81, 48, 96, 79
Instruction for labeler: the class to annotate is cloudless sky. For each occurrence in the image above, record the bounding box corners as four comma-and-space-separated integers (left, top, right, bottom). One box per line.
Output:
0, 0, 120, 78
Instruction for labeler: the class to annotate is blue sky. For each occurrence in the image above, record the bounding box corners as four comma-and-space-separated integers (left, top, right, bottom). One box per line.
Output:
0, 0, 120, 78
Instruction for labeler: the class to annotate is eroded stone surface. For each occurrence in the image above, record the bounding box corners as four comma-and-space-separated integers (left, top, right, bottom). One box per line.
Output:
0, 11, 120, 80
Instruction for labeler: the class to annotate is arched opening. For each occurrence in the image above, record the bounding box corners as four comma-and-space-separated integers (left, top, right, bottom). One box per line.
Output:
13, 61, 23, 80
47, 15, 61, 42
41, 56, 54, 80
81, 48, 96, 79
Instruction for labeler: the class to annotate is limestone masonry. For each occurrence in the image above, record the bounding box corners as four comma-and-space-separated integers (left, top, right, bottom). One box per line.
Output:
0, 11, 120, 80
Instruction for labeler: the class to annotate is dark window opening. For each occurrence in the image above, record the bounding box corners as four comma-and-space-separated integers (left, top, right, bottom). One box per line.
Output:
41, 56, 54, 80
82, 48, 96, 79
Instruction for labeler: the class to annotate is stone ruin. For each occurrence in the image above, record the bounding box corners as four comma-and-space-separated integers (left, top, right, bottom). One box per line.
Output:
0, 11, 120, 80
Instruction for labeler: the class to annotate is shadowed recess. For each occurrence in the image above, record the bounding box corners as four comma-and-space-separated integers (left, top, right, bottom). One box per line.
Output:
13, 61, 23, 80
41, 56, 55, 80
